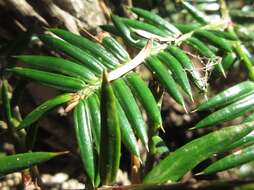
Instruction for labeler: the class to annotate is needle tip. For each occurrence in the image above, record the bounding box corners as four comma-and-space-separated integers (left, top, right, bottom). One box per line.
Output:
191, 108, 198, 113
189, 126, 196, 130
195, 172, 204, 176
183, 104, 188, 114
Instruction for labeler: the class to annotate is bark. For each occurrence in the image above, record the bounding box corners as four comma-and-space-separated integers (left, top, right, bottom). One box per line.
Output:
0, 0, 106, 37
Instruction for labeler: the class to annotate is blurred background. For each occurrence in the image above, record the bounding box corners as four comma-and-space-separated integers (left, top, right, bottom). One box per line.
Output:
0, 0, 254, 189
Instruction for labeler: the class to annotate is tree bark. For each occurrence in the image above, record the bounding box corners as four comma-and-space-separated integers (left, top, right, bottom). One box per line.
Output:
0, 0, 106, 38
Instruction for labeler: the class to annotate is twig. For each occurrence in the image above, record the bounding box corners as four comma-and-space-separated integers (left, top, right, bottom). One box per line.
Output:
108, 39, 153, 81
219, 0, 254, 80
99, 0, 112, 20
131, 155, 141, 184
